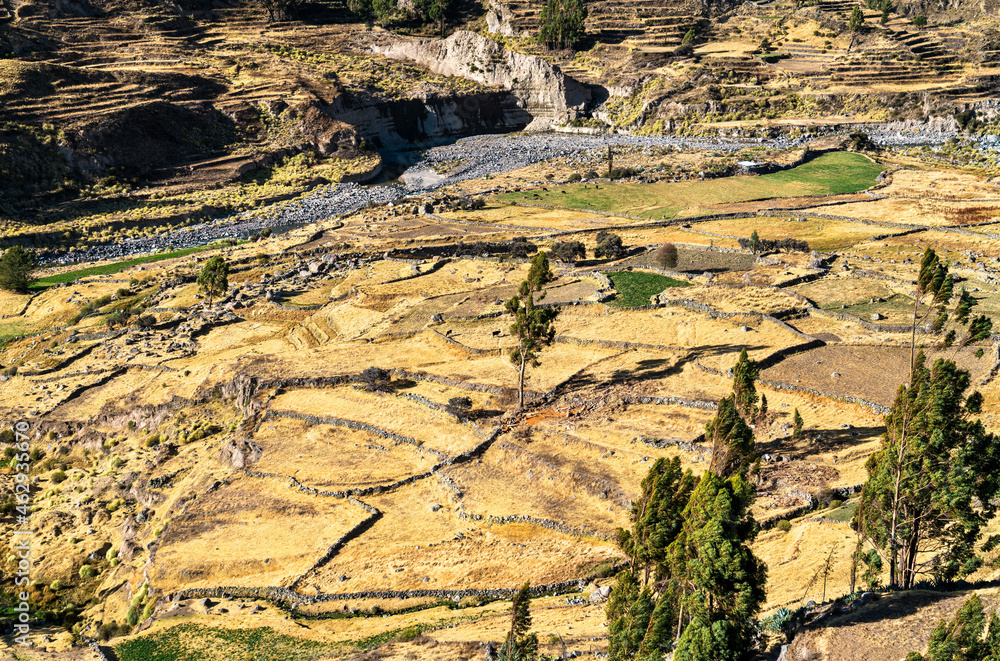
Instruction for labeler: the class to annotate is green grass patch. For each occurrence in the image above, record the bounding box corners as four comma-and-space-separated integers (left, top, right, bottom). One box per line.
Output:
115, 623, 342, 661
495, 152, 884, 219
607, 271, 690, 307
31, 248, 205, 289
824, 499, 859, 523
30, 240, 247, 290
826, 292, 914, 320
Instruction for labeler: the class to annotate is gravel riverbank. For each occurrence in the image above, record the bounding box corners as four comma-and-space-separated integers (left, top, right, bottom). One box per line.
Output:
51, 126, 973, 265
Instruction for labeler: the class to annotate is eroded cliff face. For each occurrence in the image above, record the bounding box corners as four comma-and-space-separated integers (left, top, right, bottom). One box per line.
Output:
331, 89, 531, 148
372, 31, 591, 131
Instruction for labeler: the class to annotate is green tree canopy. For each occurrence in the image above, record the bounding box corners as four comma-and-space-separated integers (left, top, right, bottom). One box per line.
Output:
506, 252, 558, 409
849, 4, 865, 32
908, 593, 1000, 661
731, 348, 759, 421
607, 371, 766, 661
415, 0, 451, 36
0, 246, 38, 294
197, 256, 229, 307
498, 582, 539, 661
537, 0, 588, 50
855, 353, 1000, 589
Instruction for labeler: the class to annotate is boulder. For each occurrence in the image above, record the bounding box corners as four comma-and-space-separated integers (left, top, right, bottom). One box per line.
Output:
589, 585, 612, 604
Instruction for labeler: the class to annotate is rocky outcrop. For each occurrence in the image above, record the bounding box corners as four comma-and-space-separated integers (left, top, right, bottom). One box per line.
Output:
331, 89, 530, 147
372, 31, 591, 130
485, 0, 518, 37
218, 437, 262, 469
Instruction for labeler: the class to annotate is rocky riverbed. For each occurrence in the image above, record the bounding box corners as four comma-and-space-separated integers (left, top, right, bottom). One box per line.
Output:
50, 126, 984, 265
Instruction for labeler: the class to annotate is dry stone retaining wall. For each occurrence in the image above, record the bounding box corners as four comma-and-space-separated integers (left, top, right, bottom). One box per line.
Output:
266, 410, 450, 462
758, 378, 890, 415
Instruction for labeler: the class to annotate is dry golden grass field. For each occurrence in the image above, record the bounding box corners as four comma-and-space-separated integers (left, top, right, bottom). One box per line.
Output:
7, 158, 1000, 661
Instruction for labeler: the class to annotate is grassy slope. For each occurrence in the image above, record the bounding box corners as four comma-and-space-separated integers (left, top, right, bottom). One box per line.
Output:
496, 152, 885, 219
115, 624, 341, 661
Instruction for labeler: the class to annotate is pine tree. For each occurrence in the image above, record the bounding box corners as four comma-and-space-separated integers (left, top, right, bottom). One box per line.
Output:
706, 396, 755, 478
731, 349, 759, 421
197, 256, 229, 307
855, 353, 1000, 589
499, 582, 539, 661
537, 0, 588, 50
748, 231, 761, 254
506, 253, 558, 410
607, 371, 765, 661
908, 593, 1000, 661
670, 470, 766, 661
792, 408, 804, 441
849, 4, 865, 32
0, 246, 37, 294
615, 457, 696, 585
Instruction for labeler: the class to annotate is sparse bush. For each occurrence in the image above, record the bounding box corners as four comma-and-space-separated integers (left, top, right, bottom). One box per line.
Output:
145, 434, 161, 448
777, 519, 792, 532
79, 565, 98, 579
50, 580, 65, 591
98, 621, 121, 641
50, 470, 67, 483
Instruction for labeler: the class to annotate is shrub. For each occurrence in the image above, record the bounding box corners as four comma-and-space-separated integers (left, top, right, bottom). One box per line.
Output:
830, 499, 844, 509
98, 621, 121, 641
777, 519, 792, 532
550, 240, 586, 263
51, 470, 67, 483
913, 13, 926, 25
396, 626, 422, 642
507, 236, 535, 259
50, 580, 65, 591
145, 434, 161, 448
654, 243, 679, 270
567, 173, 582, 182
446, 396, 473, 418
608, 167, 638, 180
594, 231, 626, 259
79, 565, 98, 579
360, 366, 393, 392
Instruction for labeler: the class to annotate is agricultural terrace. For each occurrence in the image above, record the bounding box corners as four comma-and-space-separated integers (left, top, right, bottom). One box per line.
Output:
4, 153, 1000, 661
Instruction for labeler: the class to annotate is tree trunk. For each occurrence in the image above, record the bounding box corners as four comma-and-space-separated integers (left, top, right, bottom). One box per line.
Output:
518, 353, 526, 410
902, 521, 919, 589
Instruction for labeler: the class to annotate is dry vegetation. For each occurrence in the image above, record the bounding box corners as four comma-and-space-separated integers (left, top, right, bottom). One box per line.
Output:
6, 150, 1000, 661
